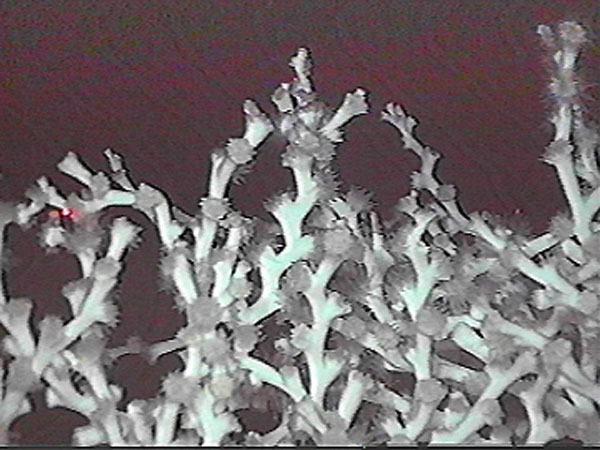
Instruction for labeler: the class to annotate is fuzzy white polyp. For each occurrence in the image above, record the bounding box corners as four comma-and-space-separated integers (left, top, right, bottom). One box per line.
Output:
106, 217, 142, 261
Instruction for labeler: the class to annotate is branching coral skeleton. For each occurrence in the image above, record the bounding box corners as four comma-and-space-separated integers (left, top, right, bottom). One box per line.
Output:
0, 21, 598, 446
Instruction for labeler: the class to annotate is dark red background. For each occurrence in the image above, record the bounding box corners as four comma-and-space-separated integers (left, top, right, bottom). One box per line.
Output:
0, 0, 598, 445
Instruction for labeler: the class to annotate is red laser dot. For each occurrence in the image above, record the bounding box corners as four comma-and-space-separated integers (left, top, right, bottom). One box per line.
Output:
59, 207, 75, 218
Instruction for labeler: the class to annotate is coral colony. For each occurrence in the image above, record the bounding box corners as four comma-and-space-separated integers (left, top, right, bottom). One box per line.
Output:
0, 21, 599, 446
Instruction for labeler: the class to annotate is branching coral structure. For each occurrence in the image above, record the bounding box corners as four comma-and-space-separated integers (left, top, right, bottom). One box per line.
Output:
0, 21, 599, 446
